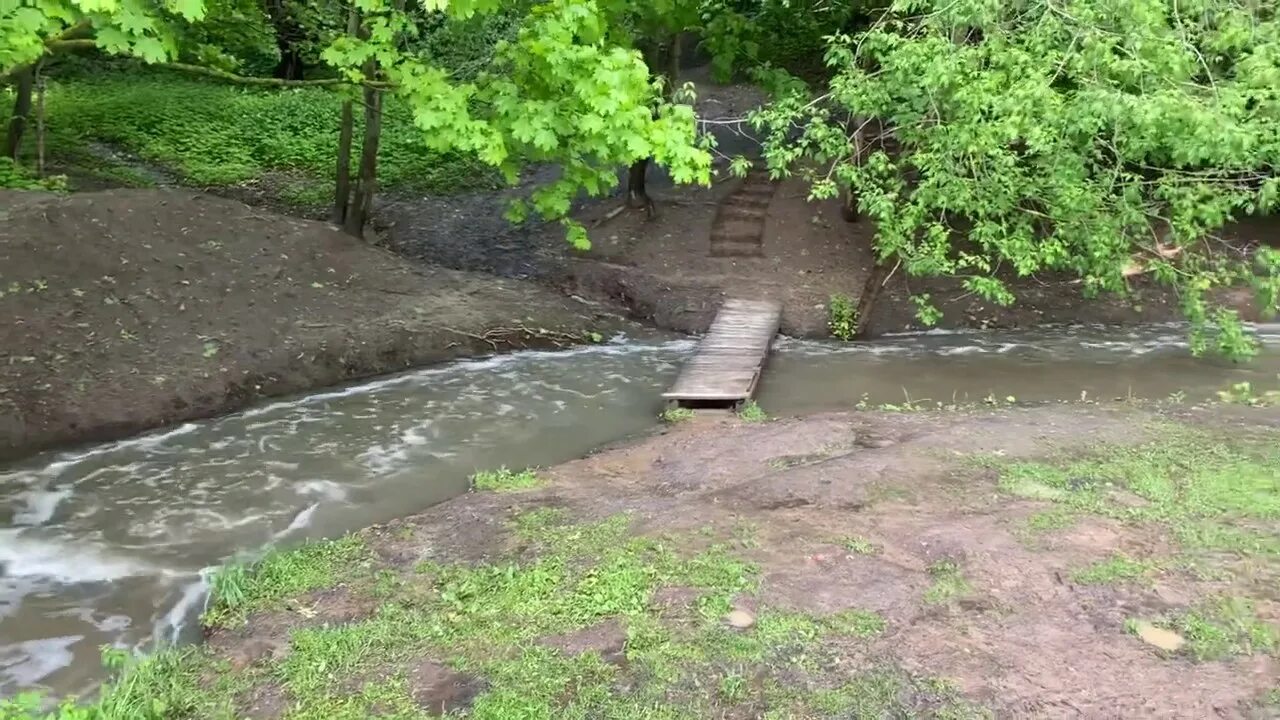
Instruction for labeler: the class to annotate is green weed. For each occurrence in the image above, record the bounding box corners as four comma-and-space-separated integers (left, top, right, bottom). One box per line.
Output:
828, 293, 857, 340
842, 535, 878, 555
924, 560, 972, 605
1070, 554, 1154, 585
661, 406, 696, 423
1162, 597, 1278, 661
737, 400, 768, 423
1022, 507, 1077, 535
823, 609, 887, 638
471, 466, 541, 492
202, 535, 368, 628
8, 73, 498, 198
997, 432, 1280, 558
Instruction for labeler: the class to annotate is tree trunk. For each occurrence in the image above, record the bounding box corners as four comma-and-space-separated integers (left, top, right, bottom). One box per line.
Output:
625, 34, 681, 218
332, 6, 360, 227
343, 61, 381, 238
34, 64, 45, 176
266, 0, 306, 79
332, 99, 354, 224
626, 158, 651, 213
4, 65, 35, 161
854, 261, 891, 338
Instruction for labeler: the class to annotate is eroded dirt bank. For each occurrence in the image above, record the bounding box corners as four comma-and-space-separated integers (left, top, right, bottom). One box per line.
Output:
0, 189, 623, 461
177, 404, 1279, 718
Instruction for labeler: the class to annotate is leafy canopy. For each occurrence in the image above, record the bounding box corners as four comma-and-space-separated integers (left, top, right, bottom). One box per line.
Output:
754, 0, 1280, 357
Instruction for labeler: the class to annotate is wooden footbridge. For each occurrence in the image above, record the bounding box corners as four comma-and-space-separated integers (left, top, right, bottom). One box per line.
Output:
663, 298, 783, 409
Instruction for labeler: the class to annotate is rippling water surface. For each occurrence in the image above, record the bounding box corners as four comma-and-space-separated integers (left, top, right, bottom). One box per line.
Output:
2, 325, 1278, 697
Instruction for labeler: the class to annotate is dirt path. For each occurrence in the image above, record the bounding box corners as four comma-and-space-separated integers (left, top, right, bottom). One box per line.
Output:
100, 403, 1279, 718
0, 189, 625, 461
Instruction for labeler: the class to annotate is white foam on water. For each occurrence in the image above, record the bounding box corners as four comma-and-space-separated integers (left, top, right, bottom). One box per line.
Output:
12, 487, 73, 526
0, 530, 157, 584
278, 504, 319, 537
156, 577, 209, 646
295, 480, 347, 501
0, 636, 81, 686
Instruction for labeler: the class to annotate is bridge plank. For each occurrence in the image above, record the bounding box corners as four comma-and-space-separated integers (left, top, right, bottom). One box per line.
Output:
662, 298, 782, 405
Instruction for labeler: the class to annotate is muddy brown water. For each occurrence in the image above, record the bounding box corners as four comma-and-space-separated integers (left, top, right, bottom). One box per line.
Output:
2, 325, 1279, 699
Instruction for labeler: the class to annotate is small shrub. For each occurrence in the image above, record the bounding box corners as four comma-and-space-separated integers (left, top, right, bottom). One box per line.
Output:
842, 536, 877, 555
471, 466, 540, 492
828, 293, 857, 340
661, 407, 695, 423
737, 400, 768, 423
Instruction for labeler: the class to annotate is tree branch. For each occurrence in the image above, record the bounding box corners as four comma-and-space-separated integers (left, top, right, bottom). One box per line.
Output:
161, 62, 394, 90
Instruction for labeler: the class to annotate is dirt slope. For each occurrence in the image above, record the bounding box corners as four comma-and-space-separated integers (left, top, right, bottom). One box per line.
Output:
0, 189, 619, 461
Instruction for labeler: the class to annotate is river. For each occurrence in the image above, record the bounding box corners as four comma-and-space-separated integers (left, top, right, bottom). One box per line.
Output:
2, 324, 1278, 698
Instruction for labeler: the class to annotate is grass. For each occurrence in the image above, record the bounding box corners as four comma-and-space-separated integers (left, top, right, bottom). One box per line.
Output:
660, 406, 696, 424
202, 535, 369, 628
3, 71, 498, 198
997, 430, 1280, 557
924, 560, 972, 605
1070, 554, 1154, 585
1159, 597, 1278, 661
470, 466, 541, 492
841, 535, 878, 555
19, 511, 984, 720
737, 400, 769, 423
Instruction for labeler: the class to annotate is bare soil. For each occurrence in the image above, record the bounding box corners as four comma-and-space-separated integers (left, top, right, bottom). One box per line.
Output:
0, 189, 625, 461
207, 404, 1280, 718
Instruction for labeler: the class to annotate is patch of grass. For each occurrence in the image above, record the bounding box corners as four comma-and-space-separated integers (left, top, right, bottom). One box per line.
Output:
823, 608, 887, 638
1022, 507, 1077, 535
924, 560, 972, 605
1161, 597, 1278, 661
36, 510, 992, 719
737, 400, 768, 423
842, 535, 878, 555
997, 431, 1280, 557
1070, 554, 1154, 585
828, 293, 857, 340
661, 406, 696, 424
471, 466, 541, 492
9, 72, 498, 197
202, 534, 369, 628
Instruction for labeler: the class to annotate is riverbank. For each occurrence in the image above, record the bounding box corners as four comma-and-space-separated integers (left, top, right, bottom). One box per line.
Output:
0, 189, 624, 462
31, 403, 1277, 718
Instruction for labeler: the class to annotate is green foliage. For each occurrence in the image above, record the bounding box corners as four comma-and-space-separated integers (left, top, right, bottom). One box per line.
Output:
737, 399, 768, 423
755, 0, 1280, 357
322, 0, 712, 248
0, 158, 65, 191
471, 466, 541, 492
824, 608, 887, 638
827, 293, 857, 340
661, 406, 696, 423
2, 0, 205, 74
1217, 380, 1280, 406
18, 73, 495, 195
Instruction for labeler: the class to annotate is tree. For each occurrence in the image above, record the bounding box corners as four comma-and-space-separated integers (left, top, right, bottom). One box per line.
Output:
753, 0, 1280, 356
3, 0, 208, 159
322, 0, 711, 247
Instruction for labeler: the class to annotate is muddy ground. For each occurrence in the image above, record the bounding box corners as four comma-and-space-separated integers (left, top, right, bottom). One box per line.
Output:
0, 189, 626, 461
147, 403, 1280, 718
